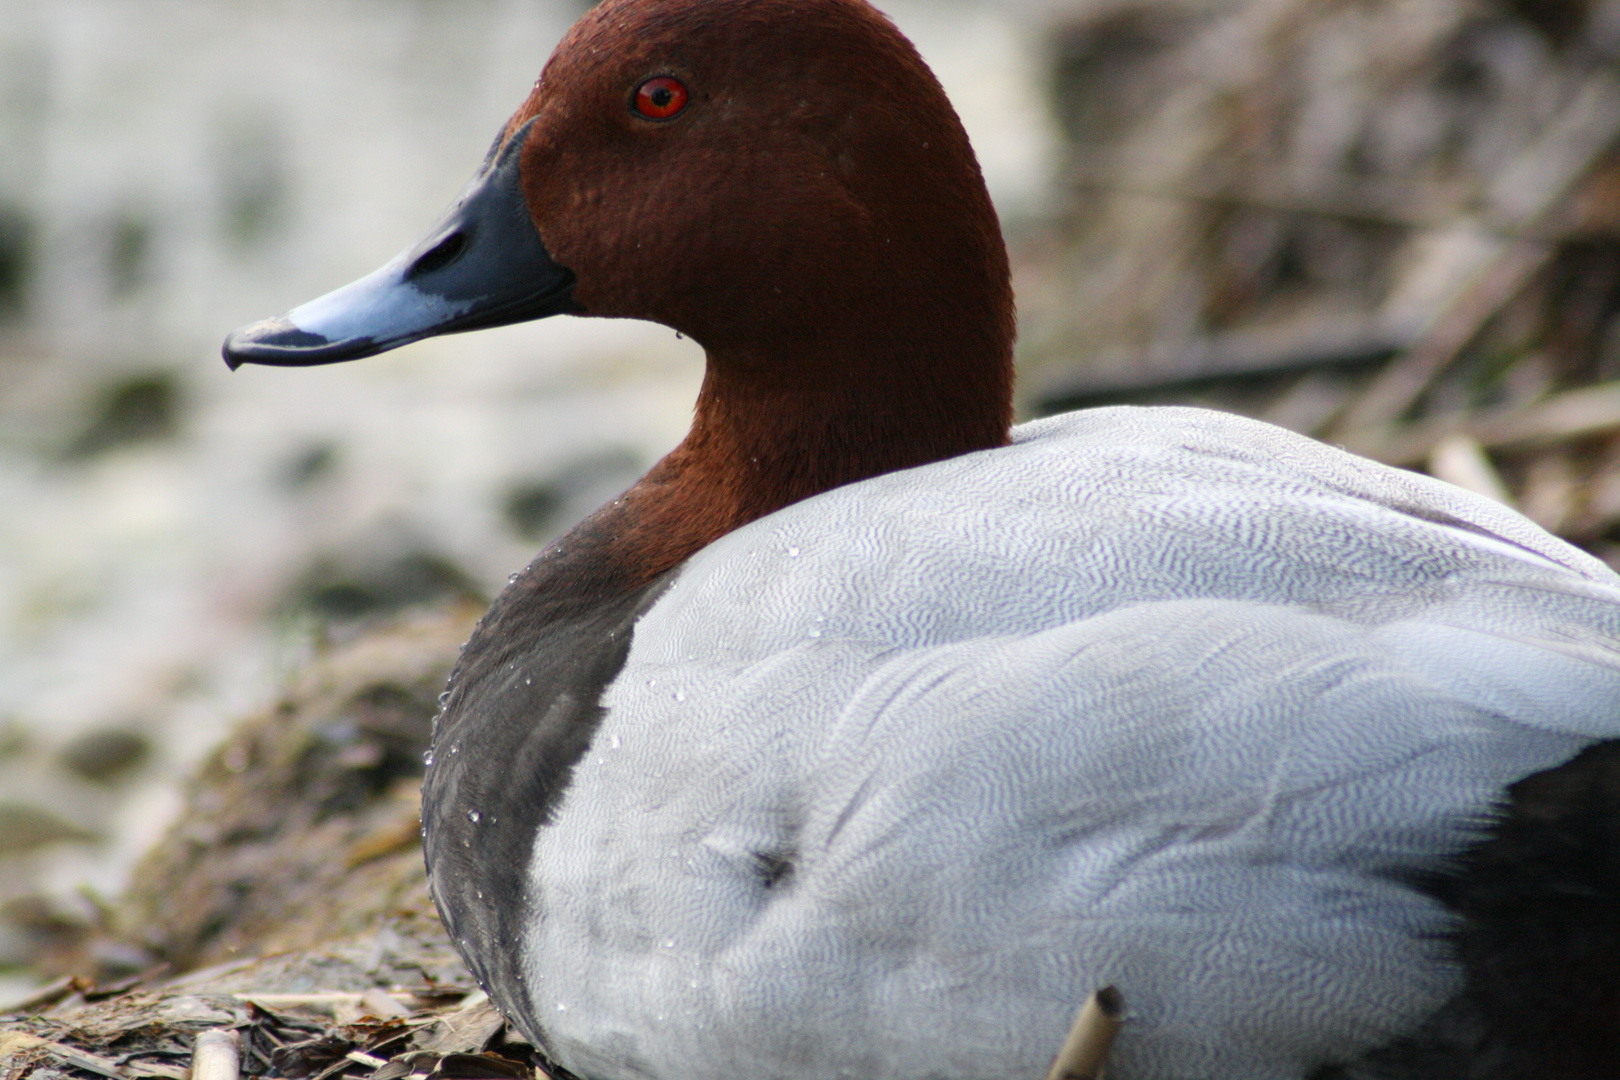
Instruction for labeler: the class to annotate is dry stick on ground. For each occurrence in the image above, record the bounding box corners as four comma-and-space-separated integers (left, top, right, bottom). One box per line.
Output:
1426, 433, 1514, 506
4, 975, 77, 1014
229, 992, 426, 1014
1333, 71, 1620, 437
1519, 450, 1583, 533
1044, 987, 1127, 1080
1335, 239, 1556, 434
1340, 379, 1620, 466
191, 1030, 240, 1080
1028, 309, 1414, 405
1065, 163, 1469, 234
0, 1034, 129, 1080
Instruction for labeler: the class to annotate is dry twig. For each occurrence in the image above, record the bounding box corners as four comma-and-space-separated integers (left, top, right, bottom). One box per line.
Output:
1044, 986, 1126, 1080
230, 993, 422, 1015
1427, 434, 1513, 506
190, 1030, 240, 1080
4, 976, 79, 1015
1341, 380, 1620, 465
1, 1033, 129, 1080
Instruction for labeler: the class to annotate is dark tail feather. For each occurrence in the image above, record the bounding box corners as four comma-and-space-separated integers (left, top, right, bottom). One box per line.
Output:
1328, 740, 1620, 1080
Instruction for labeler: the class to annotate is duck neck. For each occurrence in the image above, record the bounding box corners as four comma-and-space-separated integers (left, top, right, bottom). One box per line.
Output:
593, 338, 1013, 588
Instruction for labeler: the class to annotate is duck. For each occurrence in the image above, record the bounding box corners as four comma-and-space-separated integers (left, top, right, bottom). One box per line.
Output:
221, 0, 1620, 1077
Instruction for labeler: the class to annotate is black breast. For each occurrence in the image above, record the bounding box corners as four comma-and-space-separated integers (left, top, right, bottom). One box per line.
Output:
420, 526, 675, 1043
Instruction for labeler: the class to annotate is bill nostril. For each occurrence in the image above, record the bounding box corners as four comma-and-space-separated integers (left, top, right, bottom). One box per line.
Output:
407, 230, 469, 280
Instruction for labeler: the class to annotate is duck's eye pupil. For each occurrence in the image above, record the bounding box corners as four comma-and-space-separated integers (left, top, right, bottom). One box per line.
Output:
634, 76, 689, 120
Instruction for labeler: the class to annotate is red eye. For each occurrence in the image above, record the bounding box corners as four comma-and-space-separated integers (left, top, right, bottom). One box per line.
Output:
634, 76, 689, 120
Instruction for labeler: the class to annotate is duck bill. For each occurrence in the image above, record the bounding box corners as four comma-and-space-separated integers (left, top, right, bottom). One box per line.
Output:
222, 116, 577, 369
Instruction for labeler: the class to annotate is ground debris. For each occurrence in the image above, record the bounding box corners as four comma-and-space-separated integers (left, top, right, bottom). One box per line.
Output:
1, 959, 548, 1080
0, 599, 553, 1080
110, 608, 478, 976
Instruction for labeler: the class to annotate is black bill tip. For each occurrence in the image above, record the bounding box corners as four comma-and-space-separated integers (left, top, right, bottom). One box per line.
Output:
222, 316, 385, 370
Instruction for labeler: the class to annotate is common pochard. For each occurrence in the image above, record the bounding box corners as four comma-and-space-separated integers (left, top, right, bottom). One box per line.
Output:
224, 0, 1620, 1077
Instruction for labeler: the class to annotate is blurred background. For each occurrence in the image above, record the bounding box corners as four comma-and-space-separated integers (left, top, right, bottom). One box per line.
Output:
5, 0, 1620, 1006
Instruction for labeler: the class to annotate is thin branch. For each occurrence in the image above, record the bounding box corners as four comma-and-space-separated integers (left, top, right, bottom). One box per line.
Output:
191, 1030, 241, 1080
1044, 986, 1126, 1080
1427, 433, 1514, 506
1341, 380, 1620, 465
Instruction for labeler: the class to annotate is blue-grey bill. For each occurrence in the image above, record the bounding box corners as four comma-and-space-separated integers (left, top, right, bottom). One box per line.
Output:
222, 115, 578, 369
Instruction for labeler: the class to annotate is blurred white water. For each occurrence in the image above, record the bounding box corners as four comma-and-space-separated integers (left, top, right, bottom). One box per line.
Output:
0, 0, 1061, 993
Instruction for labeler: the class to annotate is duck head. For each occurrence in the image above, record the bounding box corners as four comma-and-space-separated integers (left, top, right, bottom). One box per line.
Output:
226, 0, 1015, 520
